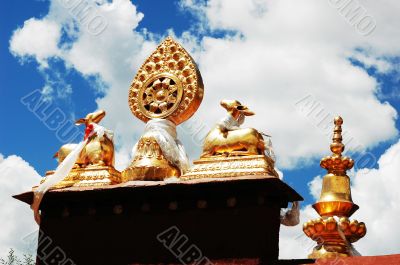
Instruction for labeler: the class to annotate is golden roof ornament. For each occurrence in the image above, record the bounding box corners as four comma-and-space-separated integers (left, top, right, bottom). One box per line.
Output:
320, 116, 354, 176
40, 110, 121, 189
122, 37, 204, 181
32, 110, 121, 224
182, 99, 278, 179
303, 116, 366, 259
314, 116, 358, 217
128, 36, 203, 125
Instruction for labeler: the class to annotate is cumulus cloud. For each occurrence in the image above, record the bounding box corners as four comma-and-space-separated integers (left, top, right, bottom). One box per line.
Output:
9, 0, 400, 169
9, 0, 157, 163
307, 175, 322, 201
351, 139, 400, 255
180, 0, 399, 168
279, 139, 400, 258
9, 18, 61, 67
0, 154, 40, 257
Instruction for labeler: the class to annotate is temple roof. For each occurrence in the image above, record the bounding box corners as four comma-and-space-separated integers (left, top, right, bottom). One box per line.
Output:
14, 175, 303, 206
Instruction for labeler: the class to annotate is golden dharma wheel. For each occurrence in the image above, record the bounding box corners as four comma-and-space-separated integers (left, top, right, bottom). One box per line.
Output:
129, 37, 204, 125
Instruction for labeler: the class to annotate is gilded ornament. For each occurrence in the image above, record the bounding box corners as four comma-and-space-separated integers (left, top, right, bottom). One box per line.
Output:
128, 36, 203, 125
182, 99, 278, 180
123, 37, 203, 181
42, 110, 121, 188
303, 116, 366, 259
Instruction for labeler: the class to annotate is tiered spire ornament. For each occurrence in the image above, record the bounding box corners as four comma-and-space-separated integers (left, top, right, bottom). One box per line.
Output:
122, 37, 204, 181
303, 116, 366, 258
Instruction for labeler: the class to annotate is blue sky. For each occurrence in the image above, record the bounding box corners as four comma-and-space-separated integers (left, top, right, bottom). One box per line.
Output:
1, 0, 398, 206
1, 0, 400, 258
0, 0, 198, 175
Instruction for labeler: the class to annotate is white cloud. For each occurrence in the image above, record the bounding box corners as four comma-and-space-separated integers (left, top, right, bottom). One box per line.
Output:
0, 154, 40, 258
308, 175, 322, 201
9, 0, 157, 155
351, 51, 393, 73
351, 139, 400, 255
279, 139, 400, 258
179, 0, 399, 168
9, 18, 61, 67
9, 0, 400, 169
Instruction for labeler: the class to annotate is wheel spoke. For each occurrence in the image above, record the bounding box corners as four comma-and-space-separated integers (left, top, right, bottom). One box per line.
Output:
168, 85, 177, 93
149, 102, 158, 112
145, 87, 154, 96
168, 95, 176, 104
159, 102, 168, 112
162, 78, 171, 88
152, 79, 162, 89
143, 96, 153, 105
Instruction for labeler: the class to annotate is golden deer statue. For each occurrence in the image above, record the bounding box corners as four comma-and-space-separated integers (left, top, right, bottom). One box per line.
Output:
34, 110, 120, 223
54, 110, 115, 167
201, 100, 266, 157
182, 99, 278, 179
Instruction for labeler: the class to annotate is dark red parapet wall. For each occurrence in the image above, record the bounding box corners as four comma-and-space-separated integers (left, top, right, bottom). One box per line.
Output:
315, 254, 400, 265
14, 176, 304, 265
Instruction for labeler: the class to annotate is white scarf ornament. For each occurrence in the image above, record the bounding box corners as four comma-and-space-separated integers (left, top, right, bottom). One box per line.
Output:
31, 123, 106, 225
131, 119, 189, 174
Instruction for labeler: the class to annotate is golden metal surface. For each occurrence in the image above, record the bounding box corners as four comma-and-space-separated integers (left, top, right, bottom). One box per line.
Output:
128, 36, 204, 125
202, 100, 264, 157
304, 217, 366, 259
313, 173, 359, 217
122, 135, 180, 181
303, 116, 366, 259
313, 116, 357, 217
182, 100, 277, 179
138, 73, 183, 119
42, 166, 122, 189
55, 110, 115, 168
181, 155, 278, 180
44, 110, 121, 189
123, 37, 203, 181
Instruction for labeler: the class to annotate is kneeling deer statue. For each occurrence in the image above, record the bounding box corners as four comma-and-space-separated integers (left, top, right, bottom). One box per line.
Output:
54, 110, 115, 167
201, 100, 266, 157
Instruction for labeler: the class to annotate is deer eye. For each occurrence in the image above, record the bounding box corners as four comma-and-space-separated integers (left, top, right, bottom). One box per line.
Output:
236, 105, 246, 110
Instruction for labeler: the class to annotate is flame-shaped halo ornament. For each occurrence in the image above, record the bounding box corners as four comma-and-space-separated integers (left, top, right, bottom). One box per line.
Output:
123, 37, 204, 181
128, 37, 204, 125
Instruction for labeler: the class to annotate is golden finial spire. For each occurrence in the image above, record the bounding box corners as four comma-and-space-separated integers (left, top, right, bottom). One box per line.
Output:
331, 116, 344, 157
303, 116, 366, 259
320, 116, 354, 175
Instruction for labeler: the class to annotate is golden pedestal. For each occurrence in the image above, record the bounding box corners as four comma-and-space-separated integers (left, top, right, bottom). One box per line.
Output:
304, 217, 366, 259
122, 136, 180, 181
42, 166, 122, 189
181, 155, 278, 180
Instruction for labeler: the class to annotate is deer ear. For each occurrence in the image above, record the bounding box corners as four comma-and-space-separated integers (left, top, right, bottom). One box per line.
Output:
92, 110, 106, 124
243, 109, 255, 116
220, 100, 229, 110
75, 118, 86, 125
236, 105, 255, 116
